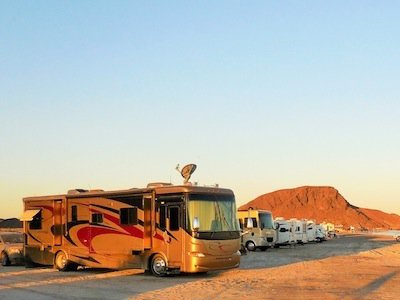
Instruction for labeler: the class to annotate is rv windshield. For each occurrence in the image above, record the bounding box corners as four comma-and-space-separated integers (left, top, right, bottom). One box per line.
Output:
259, 212, 274, 229
187, 193, 239, 232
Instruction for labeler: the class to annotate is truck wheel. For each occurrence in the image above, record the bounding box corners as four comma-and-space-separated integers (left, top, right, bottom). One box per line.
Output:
1, 252, 10, 266
246, 241, 256, 251
55, 251, 71, 271
150, 254, 167, 277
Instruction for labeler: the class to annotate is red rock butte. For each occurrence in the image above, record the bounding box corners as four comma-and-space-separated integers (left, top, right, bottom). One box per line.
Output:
238, 186, 400, 230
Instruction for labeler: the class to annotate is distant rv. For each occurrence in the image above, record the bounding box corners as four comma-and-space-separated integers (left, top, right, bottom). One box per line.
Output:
306, 220, 325, 242
289, 219, 308, 244
237, 209, 276, 251
274, 218, 296, 247
21, 180, 241, 276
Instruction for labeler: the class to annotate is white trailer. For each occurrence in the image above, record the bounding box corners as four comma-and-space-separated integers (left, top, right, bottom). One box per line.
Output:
306, 220, 325, 242
306, 220, 318, 242
274, 218, 296, 247
289, 219, 308, 244
316, 224, 327, 241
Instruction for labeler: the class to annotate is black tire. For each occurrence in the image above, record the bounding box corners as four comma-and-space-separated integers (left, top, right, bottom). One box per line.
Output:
150, 254, 167, 277
55, 251, 73, 271
246, 241, 256, 251
1, 252, 10, 266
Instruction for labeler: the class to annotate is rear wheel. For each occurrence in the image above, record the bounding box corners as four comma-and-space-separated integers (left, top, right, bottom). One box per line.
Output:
150, 254, 167, 277
1, 252, 10, 266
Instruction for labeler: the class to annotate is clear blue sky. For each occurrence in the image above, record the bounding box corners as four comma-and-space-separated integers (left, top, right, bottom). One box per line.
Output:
1, 1, 400, 218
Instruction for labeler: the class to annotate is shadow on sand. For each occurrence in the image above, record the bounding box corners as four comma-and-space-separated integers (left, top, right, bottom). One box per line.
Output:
239, 234, 398, 270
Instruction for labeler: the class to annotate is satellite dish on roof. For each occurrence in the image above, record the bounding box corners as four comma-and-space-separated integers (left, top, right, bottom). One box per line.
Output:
176, 163, 197, 184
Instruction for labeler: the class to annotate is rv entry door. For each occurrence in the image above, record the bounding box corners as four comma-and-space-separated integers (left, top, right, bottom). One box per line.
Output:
159, 202, 183, 268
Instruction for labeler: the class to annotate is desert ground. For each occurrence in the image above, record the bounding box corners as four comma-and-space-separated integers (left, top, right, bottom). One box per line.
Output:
1, 234, 399, 300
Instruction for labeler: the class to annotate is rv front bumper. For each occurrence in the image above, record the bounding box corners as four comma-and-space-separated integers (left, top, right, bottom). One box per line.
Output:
185, 251, 241, 273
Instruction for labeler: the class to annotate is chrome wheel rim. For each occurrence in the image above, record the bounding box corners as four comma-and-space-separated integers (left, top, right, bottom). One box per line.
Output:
152, 257, 166, 275
56, 252, 67, 269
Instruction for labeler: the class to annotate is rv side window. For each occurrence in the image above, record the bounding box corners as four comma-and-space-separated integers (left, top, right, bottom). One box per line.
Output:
244, 218, 258, 228
92, 213, 103, 224
159, 206, 166, 230
29, 210, 42, 230
279, 227, 287, 232
169, 207, 180, 231
120, 207, 138, 225
71, 206, 78, 222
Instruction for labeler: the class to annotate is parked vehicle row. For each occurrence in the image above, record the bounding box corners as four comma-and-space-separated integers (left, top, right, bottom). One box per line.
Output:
238, 209, 335, 252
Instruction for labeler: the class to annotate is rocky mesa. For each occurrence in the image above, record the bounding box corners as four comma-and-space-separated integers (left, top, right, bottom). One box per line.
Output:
238, 186, 400, 230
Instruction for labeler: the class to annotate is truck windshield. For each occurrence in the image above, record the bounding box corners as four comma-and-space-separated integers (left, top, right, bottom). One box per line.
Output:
259, 212, 274, 229
187, 193, 239, 232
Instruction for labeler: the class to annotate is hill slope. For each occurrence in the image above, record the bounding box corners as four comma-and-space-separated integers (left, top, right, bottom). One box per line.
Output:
0, 218, 22, 228
238, 186, 400, 230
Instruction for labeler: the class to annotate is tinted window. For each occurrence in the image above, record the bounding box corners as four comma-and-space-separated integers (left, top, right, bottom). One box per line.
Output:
159, 206, 166, 230
92, 213, 103, 224
120, 207, 138, 225
244, 217, 258, 228
169, 207, 179, 231
71, 206, 78, 222
29, 210, 42, 230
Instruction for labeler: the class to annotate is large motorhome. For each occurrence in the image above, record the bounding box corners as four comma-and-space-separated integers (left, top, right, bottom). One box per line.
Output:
237, 209, 276, 251
21, 167, 241, 276
274, 218, 296, 247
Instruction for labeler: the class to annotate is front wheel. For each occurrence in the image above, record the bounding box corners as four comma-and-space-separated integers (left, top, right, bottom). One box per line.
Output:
1, 252, 10, 266
55, 251, 74, 271
150, 254, 167, 277
246, 241, 256, 251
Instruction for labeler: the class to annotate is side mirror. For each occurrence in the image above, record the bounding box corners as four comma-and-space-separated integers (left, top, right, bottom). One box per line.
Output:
192, 217, 200, 231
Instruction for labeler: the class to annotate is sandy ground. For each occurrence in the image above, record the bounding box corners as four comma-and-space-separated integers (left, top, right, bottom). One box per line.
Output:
132, 235, 400, 300
1, 234, 399, 299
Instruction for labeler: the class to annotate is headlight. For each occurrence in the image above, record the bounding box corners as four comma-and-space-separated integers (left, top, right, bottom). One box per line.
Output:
189, 252, 206, 258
